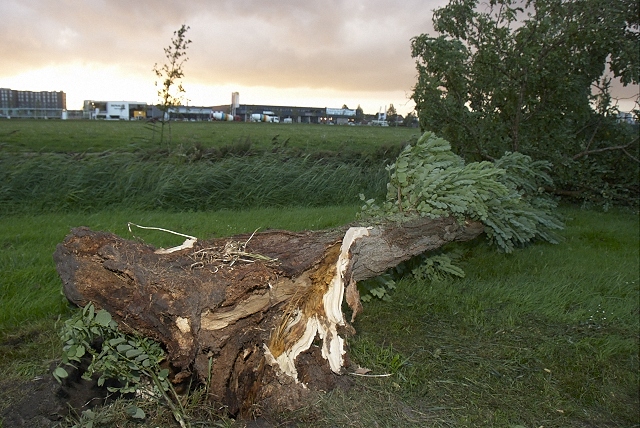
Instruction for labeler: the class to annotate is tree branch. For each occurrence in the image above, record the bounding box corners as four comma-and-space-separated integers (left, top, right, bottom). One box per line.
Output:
572, 137, 639, 161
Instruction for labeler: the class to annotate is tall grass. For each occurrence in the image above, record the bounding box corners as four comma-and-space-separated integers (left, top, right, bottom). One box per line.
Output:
0, 152, 387, 214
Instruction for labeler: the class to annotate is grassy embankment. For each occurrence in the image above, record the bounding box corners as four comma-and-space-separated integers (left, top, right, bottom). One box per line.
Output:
0, 120, 637, 427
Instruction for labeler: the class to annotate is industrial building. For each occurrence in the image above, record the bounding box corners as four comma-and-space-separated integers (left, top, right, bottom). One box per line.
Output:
212, 101, 359, 124
80, 93, 363, 124
83, 100, 216, 121
83, 100, 149, 120
0, 88, 66, 118
209, 90, 362, 124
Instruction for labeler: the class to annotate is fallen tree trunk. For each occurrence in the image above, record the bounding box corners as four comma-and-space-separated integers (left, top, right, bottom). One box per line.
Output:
53, 216, 483, 416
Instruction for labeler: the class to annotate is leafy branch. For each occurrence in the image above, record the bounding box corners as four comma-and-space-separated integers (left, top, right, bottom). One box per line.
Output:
357, 132, 563, 300
360, 131, 564, 253
54, 303, 190, 427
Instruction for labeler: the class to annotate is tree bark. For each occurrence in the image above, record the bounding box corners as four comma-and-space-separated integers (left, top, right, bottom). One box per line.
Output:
53, 216, 483, 417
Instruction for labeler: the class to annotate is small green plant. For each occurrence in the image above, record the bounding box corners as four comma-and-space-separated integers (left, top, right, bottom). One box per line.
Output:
54, 303, 190, 427
358, 251, 466, 301
409, 253, 465, 282
152, 24, 191, 147
358, 273, 397, 302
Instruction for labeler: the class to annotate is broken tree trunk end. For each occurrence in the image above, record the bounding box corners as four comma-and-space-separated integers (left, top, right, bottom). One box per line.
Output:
53, 216, 483, 417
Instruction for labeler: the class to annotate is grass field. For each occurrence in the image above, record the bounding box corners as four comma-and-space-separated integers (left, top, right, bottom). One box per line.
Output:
0, 119, 419, 153
0, 120, 638, 427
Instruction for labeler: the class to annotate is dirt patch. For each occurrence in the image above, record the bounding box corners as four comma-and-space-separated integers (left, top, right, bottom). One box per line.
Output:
0, 364, 114, 427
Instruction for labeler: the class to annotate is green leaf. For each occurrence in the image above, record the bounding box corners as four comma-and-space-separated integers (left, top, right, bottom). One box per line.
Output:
135, 353, 149, 362
53, 366, 68, 380
75, 344, 86, 359
94, 309, 112, 326
108, 337, 126, 346
158, 368, 170, 380
126, 406, 146, 419
116, 343, 133, 353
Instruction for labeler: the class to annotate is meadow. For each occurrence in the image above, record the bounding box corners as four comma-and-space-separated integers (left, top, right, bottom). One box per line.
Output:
0, 120, 638, 427
0, 119, 417, 153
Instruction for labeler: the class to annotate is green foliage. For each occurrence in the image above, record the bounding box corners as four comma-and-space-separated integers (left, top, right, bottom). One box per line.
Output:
356, 131, 563, 302
55, 303, 189, 427
359, 251, 467, 302
360, 131, 564, 252
411, 0, 639, 206
55, 304, 166, 394
358, 274, 397, 302
409, 253, 465, 282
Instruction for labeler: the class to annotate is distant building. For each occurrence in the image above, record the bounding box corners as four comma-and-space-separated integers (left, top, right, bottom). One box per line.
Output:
211, 103, 357, 124
79, 93, 390, 124
163, 106, 217, 121
84, 100, 217, 121
616, 111, 637, 125
0, 88, 66, 118
83, 100, 149, 120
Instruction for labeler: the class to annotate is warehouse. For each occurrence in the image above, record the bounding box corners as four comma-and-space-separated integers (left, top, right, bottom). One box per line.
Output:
83, 100, 149, 120
212, 103, 358, 124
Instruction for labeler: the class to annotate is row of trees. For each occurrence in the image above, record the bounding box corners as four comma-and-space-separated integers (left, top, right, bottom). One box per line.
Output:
410, 0, 639, 205
338, 104, 416, 126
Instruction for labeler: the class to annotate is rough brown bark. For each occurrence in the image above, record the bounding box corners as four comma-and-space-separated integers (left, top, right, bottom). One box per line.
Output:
53, 216, 483, 416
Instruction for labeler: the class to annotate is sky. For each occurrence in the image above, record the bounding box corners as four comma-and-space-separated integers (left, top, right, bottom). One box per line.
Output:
0, 0, 637, 116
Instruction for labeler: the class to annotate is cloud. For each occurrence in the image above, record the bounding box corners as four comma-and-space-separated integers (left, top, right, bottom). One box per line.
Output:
3, 0, 633, 114
0, 0, 441, 95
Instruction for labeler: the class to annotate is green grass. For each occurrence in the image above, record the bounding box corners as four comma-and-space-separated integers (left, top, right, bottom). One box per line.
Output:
334, 206, 639, 427
0, 151, 388, 214
1, 206, 637, 427
0, 120, 637, 426
0, 120, 419, 153
1, 121, 412, 215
